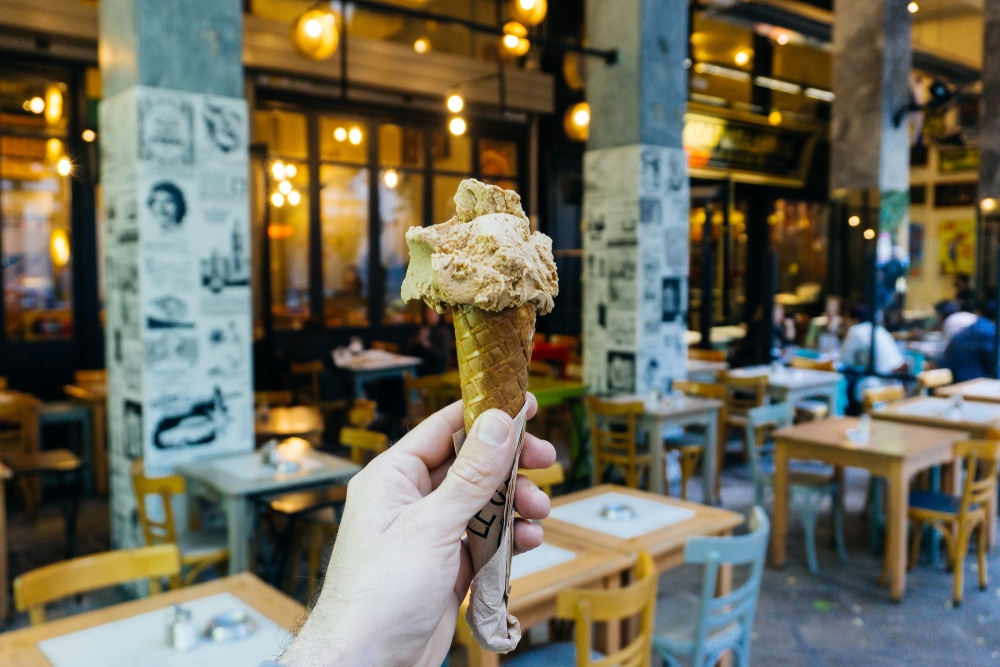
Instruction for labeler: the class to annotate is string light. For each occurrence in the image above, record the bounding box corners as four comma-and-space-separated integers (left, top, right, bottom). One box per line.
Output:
501, 22, 530, 56
563, 102, 590, 142
57, 157, 72, 176
287, 190, 301, 206
334, 127, 348, 142
449, 117, 467, 136
279, 180, 293, 195
272, 161, 286, 180
734, 50, 751, 67
510, 0, 547, 27
447, 94, 464, 113
284, 163, 297, 178
82, 129, 96, 142
271, 192, 285, 207
348, 127, 363, 145
413, 37, 430, 54
863, 229, 875, 240
292, 8, 339, 60
383, 169, 399, 189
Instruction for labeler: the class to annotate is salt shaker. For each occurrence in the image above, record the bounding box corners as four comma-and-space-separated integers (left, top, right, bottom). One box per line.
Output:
858, 414, 871, 440
166, 604, 198, 651
949, 394, 963, 413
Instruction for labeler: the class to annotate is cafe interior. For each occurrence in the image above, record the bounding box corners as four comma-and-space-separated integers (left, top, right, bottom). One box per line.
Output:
2, 0, 1000, 665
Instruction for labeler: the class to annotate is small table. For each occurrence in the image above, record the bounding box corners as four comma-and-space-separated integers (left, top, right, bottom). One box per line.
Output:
935, 378, 1000, 405
608, 395, 722, 504
63, 380, 108, 496
177, 447, 360, 572
0, 461, 10, 619
728, 365, 843, 413
0, 573, 303, 666
770, 417, 967, 601
254, 406, 324, 445
332, 349, 422, 398
685, 358, 728, 382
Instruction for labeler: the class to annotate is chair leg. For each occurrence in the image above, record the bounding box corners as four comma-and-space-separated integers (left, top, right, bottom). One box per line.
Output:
868, 477, 885, 554
952, 527, 971, 606
908, 520, 923, 570
679, 449, 701, 502
977, 522, 988, 591
831, 488, 847, 562
794, 489, 821, 575
18, 476, 37, 522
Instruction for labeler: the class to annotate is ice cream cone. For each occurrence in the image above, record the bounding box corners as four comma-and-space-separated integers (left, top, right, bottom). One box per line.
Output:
453, 302, 536, 435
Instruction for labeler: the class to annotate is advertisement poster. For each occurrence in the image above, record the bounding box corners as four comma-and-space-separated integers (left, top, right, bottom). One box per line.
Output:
938, 219, 976, 276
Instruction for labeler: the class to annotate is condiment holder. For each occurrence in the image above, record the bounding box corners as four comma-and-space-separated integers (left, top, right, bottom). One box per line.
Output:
600, 503, 636, 521
203, 609, 258, 642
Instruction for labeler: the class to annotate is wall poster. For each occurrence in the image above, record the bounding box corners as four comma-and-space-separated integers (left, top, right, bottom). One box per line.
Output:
938, 219, 976, 276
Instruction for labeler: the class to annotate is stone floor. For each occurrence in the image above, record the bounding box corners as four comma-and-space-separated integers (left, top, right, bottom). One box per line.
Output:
3, 450, 1000, 666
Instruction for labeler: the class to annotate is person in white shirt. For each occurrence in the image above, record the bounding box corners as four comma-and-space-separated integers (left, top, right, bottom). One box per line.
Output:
840, 303, 906, 375
938, 301, 978, 352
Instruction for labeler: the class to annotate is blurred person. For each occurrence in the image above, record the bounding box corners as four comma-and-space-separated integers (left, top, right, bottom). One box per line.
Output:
942, 301, 999, 383
405, 306, 454, 376
954, 273, 974, 306
773, 302, 796, 350
840, 303, 906, 375
935, 299, 977, 352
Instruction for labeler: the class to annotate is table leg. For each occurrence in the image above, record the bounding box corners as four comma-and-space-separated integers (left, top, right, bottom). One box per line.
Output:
647, 418, 665, 494
567, 399, 590, 488
702, 413, 718, 505
0, 477, 8, 620
882, 463, 908, 601
92, 403, 108, 496
770, 443, 789, 566
224, 494, 252, 573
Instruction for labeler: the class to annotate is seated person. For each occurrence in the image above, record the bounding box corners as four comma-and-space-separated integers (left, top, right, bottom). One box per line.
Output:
405, 306, 454, 376
936, 299, 977, 352
942, 301, 998, 383
773, 302, 796, 350
840, 303, 906, 375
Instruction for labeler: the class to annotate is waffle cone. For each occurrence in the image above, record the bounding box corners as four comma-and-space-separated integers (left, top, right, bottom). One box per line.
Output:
453, 303, 536, 434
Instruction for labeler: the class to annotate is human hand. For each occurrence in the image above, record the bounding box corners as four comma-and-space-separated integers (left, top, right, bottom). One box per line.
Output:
279, 395, 555, 667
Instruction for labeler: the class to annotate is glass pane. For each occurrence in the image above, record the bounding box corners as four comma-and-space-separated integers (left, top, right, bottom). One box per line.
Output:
431, 131, 471, 172
254, 109, 308, 160
479, 139, 517, 177
268, 157, 310, 330
381, 171, 424, 325
770, 200, 828, 301
319, 116, 368, 165
1, 136, 74, 340
379, 124, 423, 168
433, 175, 465, 224
320, 165, 370, 327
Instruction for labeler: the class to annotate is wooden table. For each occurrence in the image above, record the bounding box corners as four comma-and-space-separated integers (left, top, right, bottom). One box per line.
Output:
935, 378, 1000, 405
728, 365, 843, 414
332, 349, 422, 398
608, 395, 722, 504
0, 573, 303, 666
62, 380, 107, 496
177, 447, 360, 572
0, 461, 10, 620
254, 406, 324, 445
685, 358, 728, 382
770, 417, 967, 601
461, 531, 635, 667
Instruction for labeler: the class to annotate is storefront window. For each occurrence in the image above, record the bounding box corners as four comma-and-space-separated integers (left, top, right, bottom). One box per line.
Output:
1, 73, 74, 341
770, 200, 828, 309
320, 164, 370, 327
319, 116, 368, 164
479, 138, 518, 190
268, 158, 310, 330
381, 170, 423, 324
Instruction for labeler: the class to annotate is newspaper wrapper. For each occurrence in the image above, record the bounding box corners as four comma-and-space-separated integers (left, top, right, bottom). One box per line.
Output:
452, 399, 531, 653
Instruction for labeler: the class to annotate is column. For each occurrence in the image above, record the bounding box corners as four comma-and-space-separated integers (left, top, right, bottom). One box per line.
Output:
980, 0, 1000, 374
830, 0, 912, 327
99, 0, 253, 550
582, 0, 690, 396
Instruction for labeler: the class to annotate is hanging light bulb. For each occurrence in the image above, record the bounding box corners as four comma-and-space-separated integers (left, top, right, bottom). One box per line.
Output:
28, 97, 45, 114
279, 180, 293, 195
284, 163, 297, 178
291, 8, 339, 61
449, 117, 467, 136
348, 127, 363, 145
501, 22, 531, 56
57, 157, 73, 176
271, 192, 285, 207
50, 229, 71, 268
288, 190, 302, 206
334, 127, 348, 142
510, 0, 547, 27
81, 129, 96, 142
271, 160, 286, 181
563, 102, 590, 142
383, 169, 399, 189
447, 94, 464, 113
413, 37, 431, 54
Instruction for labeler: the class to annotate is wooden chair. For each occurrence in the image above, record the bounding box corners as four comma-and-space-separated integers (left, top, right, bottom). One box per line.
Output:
0, 392, 40, 460
653, 507, 769, 667
586, 396, 649, 490
504, 551, 658, 667
14, 544, 181, 625
518, 462, 565, 496
789, 356, 837, 372
788, 356, 838, 422
663, 380, 727, 500
3, 450, 83, 558
917, 368, 953, 395
347, 398, 378, 428
908, 439, 1000, 605
0, 376, 6, 389
745, 403, 846, 574
254, 390, 293, 407
861, 384, 906, 413
130, 461, 229, 588
688, 348, 727, 362
402, 373, 452, 426
340, 426, 389, 464
721, 372, 770, 462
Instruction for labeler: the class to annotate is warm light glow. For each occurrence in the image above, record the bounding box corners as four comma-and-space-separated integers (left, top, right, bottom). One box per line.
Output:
449, 117, 467, 136
502, 22, 530, 56
348, 127, 363, 145
57, 157, 72, 176
383, 169, 399, 188
776, 33, 790, 45
848, 215, 861, 227
28, 96, 45, 114
292, 8, 339, 61
982, 198, 998, 213
46, 138, 64, 163
268, 224, 294, 239
563, 102, 590, 142
768, 110, 783, 126
447, 94, 464, 113
334, 127, 348, 142
271, 192, 285, 207
272, 161, 286, 180
734, 50, 751, 67
44, 86, 64, 126
511, 0, 547, 27
519, 0, 536, 8
907, 2, 919, 13
50, 229, 71, 268
278, 180, 293, 195
863, 229, 876, 240
82, 129, 96, 142
413, 37, 430, 54
287, 190, 301, 206
284, 163, 297, 178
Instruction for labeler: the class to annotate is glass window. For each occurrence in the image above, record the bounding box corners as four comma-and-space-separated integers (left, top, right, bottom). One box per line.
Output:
381, 170, 424, 324
433, 175, 466, 224
320, 164, 370, 327
431, 131, 471, 172
254, 109, 308, 160
379, 124, 423, 168
268, 157, 310, 330
479, 139, 517, 177
770, 200, 829, 299
319, 116, 368, 165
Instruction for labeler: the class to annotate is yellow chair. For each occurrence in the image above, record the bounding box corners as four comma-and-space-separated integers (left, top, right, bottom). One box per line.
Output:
131, 461, 229, 587
918, 368, 954, 395
518, 462, 565, 497
504, 551, 658, 667
347, 398, 378, 428
721, 372, 770, 461
788, 357, 837, 421
340, 426, 388, 464
664, 380, 727, 500
14, 544, 181, 625
402, 373, 454, 426
789, 357, 837, 372
586, 396, 649, 490
908, 439, 1000, 606
861, 384, 906, 413
688, 348, 726, 362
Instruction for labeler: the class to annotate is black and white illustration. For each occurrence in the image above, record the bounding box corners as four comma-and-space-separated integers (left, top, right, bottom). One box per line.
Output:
139, 94, 195, 167
664, 226, 689, 271
640, 148, 662, 196
151, 386, 231, 450
144, 256, 198, 292
640, 198, 662, 227
199, 171, 249, 203
147, 294, 195, 329
607, 250, 637, 309
206, 321, 246, 378
144, 180, 188, 232
607, 313, 636, 347
606, 351, 637, 393
201, 101, 245, 156
200, 223, 250, 293
661, 277, 683, 323
146, 331, 199, 373
123, 400, 143, 460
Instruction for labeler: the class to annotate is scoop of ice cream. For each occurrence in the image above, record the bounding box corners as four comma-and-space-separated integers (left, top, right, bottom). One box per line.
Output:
401, 179, 559, 314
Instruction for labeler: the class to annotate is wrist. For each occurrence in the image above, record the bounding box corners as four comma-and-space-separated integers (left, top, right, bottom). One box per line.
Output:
279, 600, 373, 667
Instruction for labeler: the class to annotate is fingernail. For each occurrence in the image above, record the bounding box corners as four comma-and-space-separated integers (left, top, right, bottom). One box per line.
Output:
476, 412, 510, 446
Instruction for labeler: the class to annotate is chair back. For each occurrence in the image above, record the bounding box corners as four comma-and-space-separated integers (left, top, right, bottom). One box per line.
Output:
789, 356, 837, 372
917, 368, 953, 394
347, 398, 378, 427
73, 369, 106, 385
130, 460, 184, 549
14, 545, 181, 625
955, 440, 1000, 519
518, 462, 565, 496
556, 551, 658, 667
586, 396, 647, 489
744, 403, 795, 505
861, 384, 905, 413
680, 507, 770, 666
721, 372, 770, 417
672, 379, 726, 401
340, 426, 388, 465
0, 392, 40, 458
289, 360, 324, 405
403, 373, 447, 425
688, 348, 726, 362
254, 390, 293, 407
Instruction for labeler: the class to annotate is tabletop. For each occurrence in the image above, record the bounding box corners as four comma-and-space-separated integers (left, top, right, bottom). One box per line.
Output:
0, 573, 303, 667
177, 446, 360, 496
686, 359, 728, 373
872, 396, 1000, 435
935, 378, 1000, 404
609, 394, 723, 419
62, 382, 107, 402
772, 417, 969, 461
332, 349, 423, 371
726, 365, 842, 388
254, 406, 323, 437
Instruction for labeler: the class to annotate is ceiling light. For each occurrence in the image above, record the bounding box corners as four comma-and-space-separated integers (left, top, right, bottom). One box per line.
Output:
28, 97, 44, 114
82, 129, 96, 142
271, 161, 286, 181
804, 87, 835, 102
563, 102, 590, 142
848, 216, 861, 227
334, 127, 348, 142
863, 229, 876, 240
57, 157, 72, 176
981, 198, 998, 213
734, 50, 751, 67
693, 63, 751, 82
753, 76, 802, 94
511, 0, 547, 27
287, 190, 301, 206
383, 169, 399, 189
502, 22, 530, 56
776, 33, 790, 45
449, 117, 467, 136
292, 8, 339, 61
768, 110, 783, 126
279, 180, 293, 195
447, 94, 464, 113
348, 127, 363, 145
271, 192, 285, 207
44, 86, 64, 126
284, 163, 297, 178
414, 37, 430, 54
907, 2, 919, 13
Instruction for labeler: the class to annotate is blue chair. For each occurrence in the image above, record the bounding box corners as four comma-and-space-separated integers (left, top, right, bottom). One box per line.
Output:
653, 507, 769, 667
745, 403, 846, 574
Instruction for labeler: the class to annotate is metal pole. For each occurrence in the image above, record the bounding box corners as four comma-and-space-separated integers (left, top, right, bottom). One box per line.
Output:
699, 213, 714, 350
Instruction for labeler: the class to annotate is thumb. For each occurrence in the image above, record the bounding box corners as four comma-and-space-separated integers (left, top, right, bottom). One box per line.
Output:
421, 409, 518, 536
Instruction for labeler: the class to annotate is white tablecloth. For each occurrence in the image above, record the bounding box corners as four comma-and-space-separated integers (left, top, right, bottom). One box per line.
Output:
510, 543, 576, 581
549, 492, 695, 539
